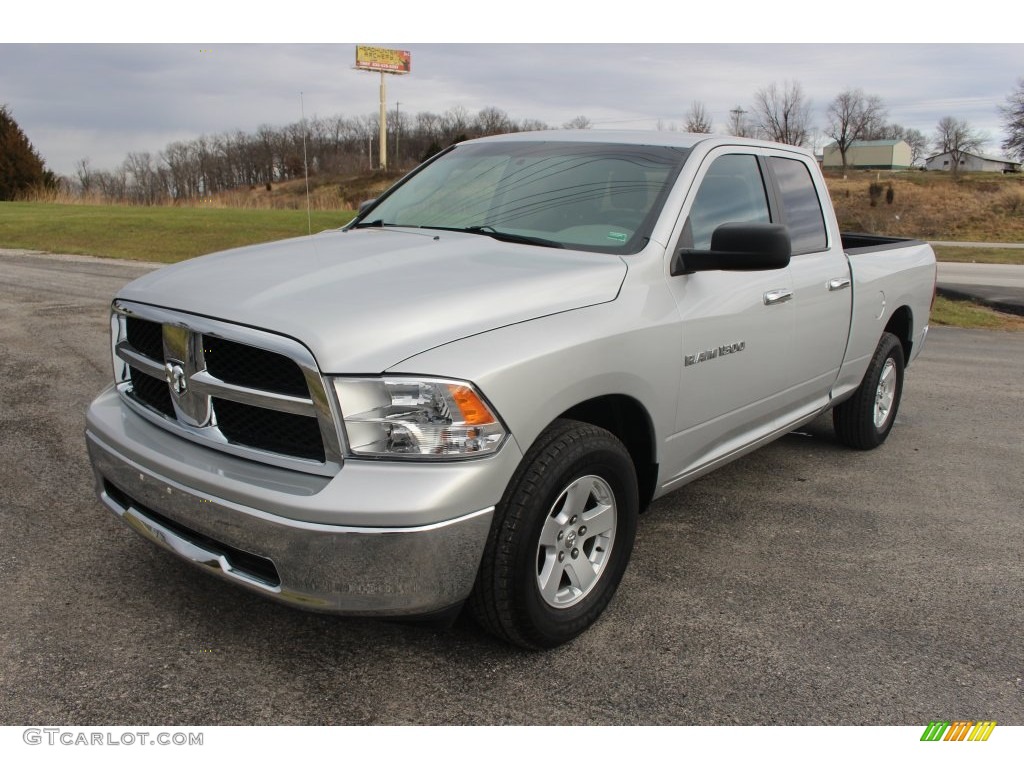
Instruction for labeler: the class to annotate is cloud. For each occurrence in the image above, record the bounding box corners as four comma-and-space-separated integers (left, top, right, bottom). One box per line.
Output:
1, 42, 1020, 175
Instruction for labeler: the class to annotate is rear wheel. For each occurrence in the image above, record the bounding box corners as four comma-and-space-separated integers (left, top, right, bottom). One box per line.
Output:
833, 332, 905, 450
470, 419, 638, 649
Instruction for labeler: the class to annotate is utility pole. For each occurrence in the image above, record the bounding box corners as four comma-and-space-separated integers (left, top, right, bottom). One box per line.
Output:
729, 106, 748, 137
395, 101, 401, 168
379, 72, 387, 171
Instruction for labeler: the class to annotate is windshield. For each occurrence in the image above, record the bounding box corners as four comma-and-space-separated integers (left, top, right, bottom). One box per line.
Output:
353, 141, 690, 254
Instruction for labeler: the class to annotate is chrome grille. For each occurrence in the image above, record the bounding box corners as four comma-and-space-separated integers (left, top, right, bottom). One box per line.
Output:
111, 300, 343, 475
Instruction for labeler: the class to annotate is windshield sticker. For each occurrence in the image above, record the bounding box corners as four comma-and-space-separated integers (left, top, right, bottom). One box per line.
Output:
607, 231, 628, 243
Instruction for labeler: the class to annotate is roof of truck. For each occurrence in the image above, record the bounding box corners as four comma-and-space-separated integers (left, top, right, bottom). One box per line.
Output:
465, 129, 815, 158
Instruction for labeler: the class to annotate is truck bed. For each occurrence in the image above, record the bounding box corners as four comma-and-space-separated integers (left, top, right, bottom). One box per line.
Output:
842, 232, 925, 254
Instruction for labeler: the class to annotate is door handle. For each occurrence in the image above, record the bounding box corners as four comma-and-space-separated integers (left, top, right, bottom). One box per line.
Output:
763, 289, 793, 305
828, 277, 852, 291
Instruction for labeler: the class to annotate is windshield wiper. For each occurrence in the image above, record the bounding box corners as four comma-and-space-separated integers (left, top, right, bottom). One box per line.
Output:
350, 218, 388, 229
420, 225, 563, 249
466, 225, 565, 248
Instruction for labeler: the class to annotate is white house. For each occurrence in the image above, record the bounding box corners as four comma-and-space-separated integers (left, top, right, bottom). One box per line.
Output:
924, 151, 1021, 173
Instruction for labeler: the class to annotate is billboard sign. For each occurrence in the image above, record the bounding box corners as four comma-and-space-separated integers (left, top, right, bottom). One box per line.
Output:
355, 46, 411, 74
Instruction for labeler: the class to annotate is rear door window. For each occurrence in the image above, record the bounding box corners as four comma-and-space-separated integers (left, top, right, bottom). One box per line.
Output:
768, 157, 827, 254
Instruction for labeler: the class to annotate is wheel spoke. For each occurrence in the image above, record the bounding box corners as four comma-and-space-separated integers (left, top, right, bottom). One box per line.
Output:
538, 553, 565, 604
582, 500, 615, 537
561, 477, 592, 519
565, 557, 598, 594
879, 363, 893, 388
538, 513, 564, 548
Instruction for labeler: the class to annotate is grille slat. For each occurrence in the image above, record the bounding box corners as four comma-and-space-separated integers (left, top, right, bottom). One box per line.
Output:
129, 366, 175, 418
126, 316, 164, 360
204, 336, 308, 397
213, 398, 325, 462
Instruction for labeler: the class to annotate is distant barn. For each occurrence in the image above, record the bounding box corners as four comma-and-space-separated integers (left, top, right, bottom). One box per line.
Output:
923, 151, 1021, 173
823, 139, 912, 171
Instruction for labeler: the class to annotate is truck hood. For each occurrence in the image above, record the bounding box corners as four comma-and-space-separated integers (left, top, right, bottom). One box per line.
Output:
118, 227, 628, 372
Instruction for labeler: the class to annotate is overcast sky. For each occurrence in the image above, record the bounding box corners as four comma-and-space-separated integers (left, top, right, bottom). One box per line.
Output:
3, 6, 1021, 176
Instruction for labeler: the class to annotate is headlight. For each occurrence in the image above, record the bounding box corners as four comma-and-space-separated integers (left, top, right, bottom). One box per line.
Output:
332, 377, 507, 459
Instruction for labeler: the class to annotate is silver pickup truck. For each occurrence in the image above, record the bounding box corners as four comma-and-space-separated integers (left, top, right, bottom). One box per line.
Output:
85, 131, 937, 648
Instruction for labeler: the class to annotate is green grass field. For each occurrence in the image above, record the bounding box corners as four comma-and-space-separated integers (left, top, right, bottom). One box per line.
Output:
0, 202, 356, 263
930, 296, 1024, 331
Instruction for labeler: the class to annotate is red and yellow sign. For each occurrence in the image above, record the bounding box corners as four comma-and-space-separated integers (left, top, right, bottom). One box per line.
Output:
355, 46, 411, 74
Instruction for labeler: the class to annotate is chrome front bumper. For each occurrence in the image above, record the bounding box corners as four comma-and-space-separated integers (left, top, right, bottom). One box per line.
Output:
85, 388, 518, 616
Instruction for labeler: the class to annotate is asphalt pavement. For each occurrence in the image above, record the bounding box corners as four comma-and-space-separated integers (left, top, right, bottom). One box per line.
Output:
935, 262, 1024, 315
1, 249, 1022, 727
929, 240, 1024, 315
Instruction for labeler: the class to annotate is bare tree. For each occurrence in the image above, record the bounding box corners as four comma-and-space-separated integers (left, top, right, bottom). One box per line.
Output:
753, 81, 812, 146
475, 107, 513, 136
75, 157, 94, 194
934, 116, 985, 176
726, 106, 754, 138
902, 128, 929, 167
124, 151, 167, 205
519, 118, 551, 132
684, 101, 713, 133
563, 115, 592, 129
825, 88, 887, 172
866, 122, 904, 141
440, 106, 470, 142
1000, 77, 1024, 162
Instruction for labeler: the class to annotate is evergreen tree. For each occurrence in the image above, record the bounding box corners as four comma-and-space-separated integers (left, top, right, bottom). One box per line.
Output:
0, 105, 54, 200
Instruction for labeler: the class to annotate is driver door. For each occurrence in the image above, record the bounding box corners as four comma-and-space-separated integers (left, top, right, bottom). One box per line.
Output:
662, 149, 795, 483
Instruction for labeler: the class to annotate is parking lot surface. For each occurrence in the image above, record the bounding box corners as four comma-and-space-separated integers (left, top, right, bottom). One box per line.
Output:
1, 250, 1022, 725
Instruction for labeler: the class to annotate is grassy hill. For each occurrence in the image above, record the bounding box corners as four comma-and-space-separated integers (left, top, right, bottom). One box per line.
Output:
2, 168, 1022, 265
826, 170, 1024, 243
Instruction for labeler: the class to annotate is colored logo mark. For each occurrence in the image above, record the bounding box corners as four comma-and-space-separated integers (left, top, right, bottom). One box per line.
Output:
920, 720, 996, 742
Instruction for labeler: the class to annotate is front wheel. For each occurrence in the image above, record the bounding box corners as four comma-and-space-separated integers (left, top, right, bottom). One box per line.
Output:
469, 419, 638, 649
833, 332, 905, 450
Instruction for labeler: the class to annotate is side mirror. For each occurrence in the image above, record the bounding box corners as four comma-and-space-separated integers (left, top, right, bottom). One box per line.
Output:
672, 223, 791, 275
358, 198, 377, 214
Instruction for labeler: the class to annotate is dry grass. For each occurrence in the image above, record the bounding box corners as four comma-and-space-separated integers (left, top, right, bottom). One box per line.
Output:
18, 187, 110, 206
19, 171, 405, 212
201, 173, 399, 211
827, 171, 1024, 242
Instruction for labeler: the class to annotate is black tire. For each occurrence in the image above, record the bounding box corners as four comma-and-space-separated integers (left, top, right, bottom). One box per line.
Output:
469, 419, 638, 649
833, 332, 905, 450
